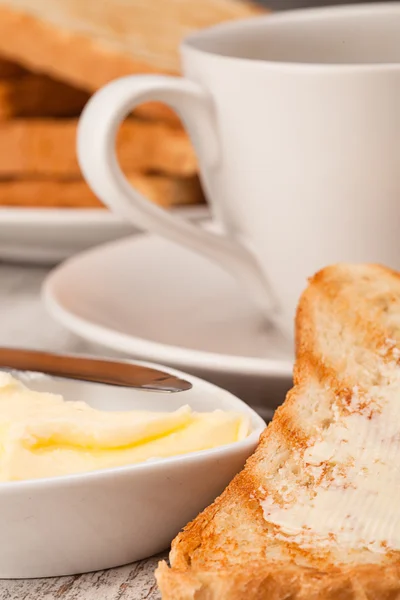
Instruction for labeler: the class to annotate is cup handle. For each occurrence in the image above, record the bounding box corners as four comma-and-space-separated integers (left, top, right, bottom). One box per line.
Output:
77, 75, 277, 316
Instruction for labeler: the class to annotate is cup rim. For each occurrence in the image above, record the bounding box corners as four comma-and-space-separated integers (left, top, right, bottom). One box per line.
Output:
181, 2, 400, 71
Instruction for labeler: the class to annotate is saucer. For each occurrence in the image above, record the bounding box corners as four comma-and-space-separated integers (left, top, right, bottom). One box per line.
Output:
43, 224, 294, 412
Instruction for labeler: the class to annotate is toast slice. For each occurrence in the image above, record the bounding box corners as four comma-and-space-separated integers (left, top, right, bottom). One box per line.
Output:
0, 56, 27, 77
0, 175, 204, 209
0, 119, 196, 178
0, 73, 89, 118
156, 263, 400, 599
0, 0, 264, 122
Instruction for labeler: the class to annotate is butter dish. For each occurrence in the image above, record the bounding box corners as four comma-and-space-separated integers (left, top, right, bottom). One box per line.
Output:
0, 360, 265, 578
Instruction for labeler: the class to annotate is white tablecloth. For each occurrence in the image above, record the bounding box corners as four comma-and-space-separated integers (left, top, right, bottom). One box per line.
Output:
0, 262, 119, 355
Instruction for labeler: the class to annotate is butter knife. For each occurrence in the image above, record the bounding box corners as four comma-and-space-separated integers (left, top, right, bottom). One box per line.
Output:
0, 348, 192, 393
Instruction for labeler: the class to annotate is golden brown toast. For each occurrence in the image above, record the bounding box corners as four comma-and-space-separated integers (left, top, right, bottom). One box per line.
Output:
0, 119, 197, 177
0, 73, 89, 118
0, 0, 264, 122
0, 175, 204, 209
0, 56, 26, 77
156, 264, 400, 599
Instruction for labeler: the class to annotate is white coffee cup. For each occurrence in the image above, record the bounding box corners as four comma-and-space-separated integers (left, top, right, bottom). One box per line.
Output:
77, 3, 400, 338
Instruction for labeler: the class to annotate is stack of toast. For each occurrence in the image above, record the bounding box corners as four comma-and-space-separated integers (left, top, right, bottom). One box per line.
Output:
0, 0, 263, 210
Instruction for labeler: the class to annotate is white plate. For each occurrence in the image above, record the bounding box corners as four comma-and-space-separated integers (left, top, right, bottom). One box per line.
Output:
0, 363, 264, 577
0, 205, 209, 265
43, 224, 294, 412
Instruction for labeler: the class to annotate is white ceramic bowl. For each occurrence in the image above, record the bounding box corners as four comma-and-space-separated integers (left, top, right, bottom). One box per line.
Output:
0, 362, 265, 578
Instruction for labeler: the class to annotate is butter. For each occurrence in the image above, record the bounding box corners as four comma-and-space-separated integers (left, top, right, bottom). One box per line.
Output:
0, 373, 249, 481
260, 346, 400, 553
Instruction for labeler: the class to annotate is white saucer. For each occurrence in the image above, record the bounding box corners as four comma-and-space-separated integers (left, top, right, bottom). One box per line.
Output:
0, 205, 208, 265
43, 224, 294, 412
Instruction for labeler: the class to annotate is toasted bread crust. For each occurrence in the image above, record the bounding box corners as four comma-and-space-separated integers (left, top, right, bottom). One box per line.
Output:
0, 175, 203, 209
156, 264, 400, 598
0, 57, 27, 78
0, 73, 89, 118
0, 119, 196, 178
157, 561, 400, 599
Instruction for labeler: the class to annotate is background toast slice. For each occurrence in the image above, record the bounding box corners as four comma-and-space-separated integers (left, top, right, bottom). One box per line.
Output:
0, 175, 204, 208
0, 119, 197, 177
0, 73, 89, 118
0, 0, 264, 122
156, 263, 400, 599
0, 56, 27, 77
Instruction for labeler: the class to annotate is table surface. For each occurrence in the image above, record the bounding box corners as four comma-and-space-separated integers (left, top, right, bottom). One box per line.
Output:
0, 262, 164, 598
0, 556, 164, 600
